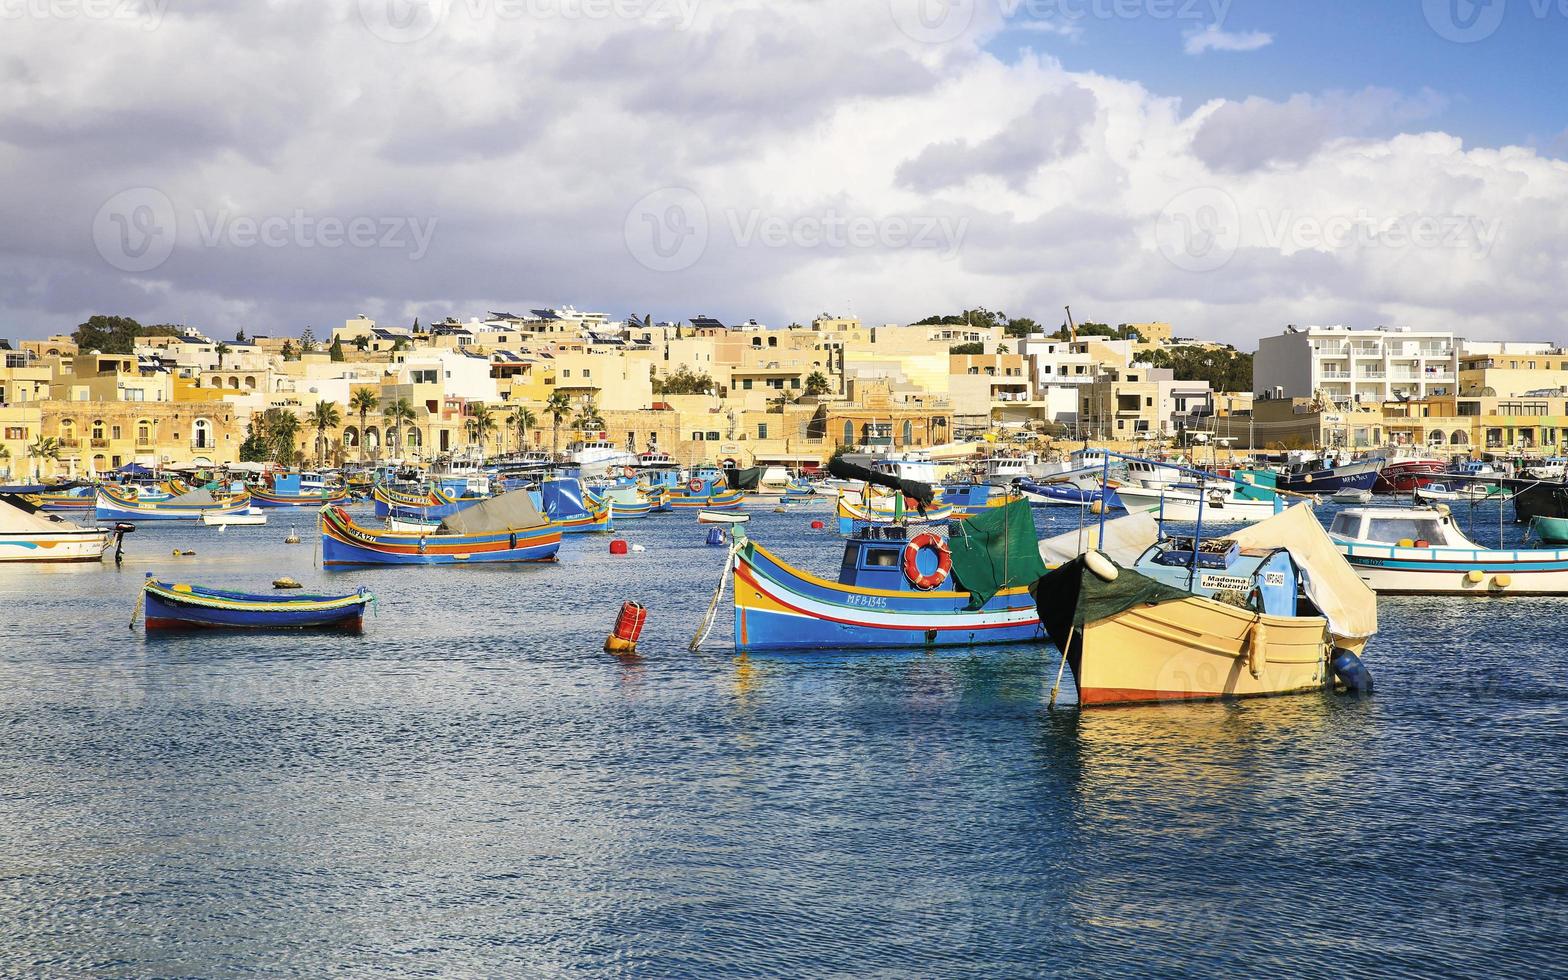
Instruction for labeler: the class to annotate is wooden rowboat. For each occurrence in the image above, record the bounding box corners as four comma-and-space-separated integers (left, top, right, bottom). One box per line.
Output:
698, 511, 751, 525
142, 575, 373, 630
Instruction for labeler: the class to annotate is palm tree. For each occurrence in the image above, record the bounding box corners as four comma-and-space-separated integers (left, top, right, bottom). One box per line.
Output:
25, 436, 59, 481
308, 400, 342, 466
382, 398, 416, 461
769, 392, 791, 413
215, 341, 231, 369
545, 391, 573, 460
0, 444, 9, 480
571, 396, 604, 435
264, 408, 301, 466
470, 403, 496, 458
349, 388, 380, 462
506, 406, 537, 453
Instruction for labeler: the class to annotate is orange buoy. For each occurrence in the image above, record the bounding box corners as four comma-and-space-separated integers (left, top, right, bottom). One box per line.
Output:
604, 600, 648, 653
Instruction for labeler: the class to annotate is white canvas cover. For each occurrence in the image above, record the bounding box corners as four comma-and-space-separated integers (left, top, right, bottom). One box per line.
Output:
438, 490, 548, 533
167, 488, 216, 506
1039, 513, 1160, 567
1228, 502, 1378, 643
0, 497, 74, 534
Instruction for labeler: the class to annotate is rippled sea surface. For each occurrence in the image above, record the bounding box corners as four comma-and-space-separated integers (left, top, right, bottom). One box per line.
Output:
1, 499, 1565, 977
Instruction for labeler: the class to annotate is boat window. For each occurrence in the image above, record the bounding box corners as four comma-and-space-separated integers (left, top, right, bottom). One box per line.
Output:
1329, 513, 1359, 536
1365, 518, 1444, 543
863, 548, 901, 568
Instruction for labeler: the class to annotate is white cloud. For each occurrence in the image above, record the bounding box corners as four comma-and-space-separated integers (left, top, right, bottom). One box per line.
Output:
0, 2, 1562, 349
1183, 25, 1274, 55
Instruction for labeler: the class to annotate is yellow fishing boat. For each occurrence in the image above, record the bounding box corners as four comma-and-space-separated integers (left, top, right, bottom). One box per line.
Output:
1035, 505, 1377, 706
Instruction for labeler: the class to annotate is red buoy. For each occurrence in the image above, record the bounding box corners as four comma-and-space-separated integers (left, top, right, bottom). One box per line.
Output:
811, 520, 825, 530
605, 600, 648, 652
609, 538, 629, 555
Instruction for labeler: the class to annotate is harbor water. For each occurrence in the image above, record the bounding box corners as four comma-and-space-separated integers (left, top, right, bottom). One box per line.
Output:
1, 501, 1565, 976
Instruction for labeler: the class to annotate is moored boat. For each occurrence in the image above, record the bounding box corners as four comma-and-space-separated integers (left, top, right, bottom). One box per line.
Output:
0, 495, 128, 563
321, 491, 561, 565
250, 472, 349, 508
1373, 456, 1448, 494
1330, 504, 1568, 594
1117, 483, 1298, 524
732, 501, 1047, 651
202, 508, 268, 527
142, 575, 372, 630
96, 486, 252, 522
1034, 505, 1377, 705
1275, 455, 1384, 494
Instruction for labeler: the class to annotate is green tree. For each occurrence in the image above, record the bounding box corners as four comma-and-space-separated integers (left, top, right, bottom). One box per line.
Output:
469, 402, 496, 456
1004, 317, 1040, 338
382, 398, 416, 460
280, 340, 296, 360
349, 388, 380, 462
329, 338, 345, 362
803, 371, 832, 397
948, 342, 984, 355
25, 436, 58, 481
655, 365, 714, 395
353, 335, 370, 351
70, 315, 182, 354
235, 329, 247, 343
506, 406, 537, 453
215, 342, 231, 369
308, 400, 342, 465
546, 391, 574, 458
299, 328, 317, 352
572, 397, 604, 435
264, 408, 301, 465
239, 420, 271, 462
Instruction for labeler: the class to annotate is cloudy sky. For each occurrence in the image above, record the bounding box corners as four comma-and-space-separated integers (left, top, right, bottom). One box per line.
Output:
2, 0, 1565, 347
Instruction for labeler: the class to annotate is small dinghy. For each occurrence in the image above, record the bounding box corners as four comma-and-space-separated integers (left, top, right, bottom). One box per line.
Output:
202, 507, 268, 526
142, 574, 373, 630
698, 510, 751, 525
1332, 488, 1373, 504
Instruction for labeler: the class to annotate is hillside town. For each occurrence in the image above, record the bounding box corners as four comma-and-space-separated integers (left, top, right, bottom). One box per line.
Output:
0, 310, 1563, 480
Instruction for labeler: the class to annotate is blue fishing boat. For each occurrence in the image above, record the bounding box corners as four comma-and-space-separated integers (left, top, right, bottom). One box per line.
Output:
97, 485, 252, 521
251, 472, 349, 508
142, 574, 373, 630
1274, 455, 1383, 494
732, 502, 1047, 651
1017, 479, 1123, 509
321, 491, 561, 565
537, 478, 613, 533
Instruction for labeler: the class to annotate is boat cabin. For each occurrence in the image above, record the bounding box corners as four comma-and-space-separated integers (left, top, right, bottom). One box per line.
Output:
1328, 506, 1476, 548
1133, 537, 1308, 619
837, 525, 958, 593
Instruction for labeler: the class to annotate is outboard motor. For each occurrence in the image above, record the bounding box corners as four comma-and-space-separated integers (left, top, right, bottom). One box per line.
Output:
112, 522, 136, 567
1330, 647, 1374, 695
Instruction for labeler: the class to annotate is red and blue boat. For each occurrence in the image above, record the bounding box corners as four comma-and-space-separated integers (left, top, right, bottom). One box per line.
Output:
668, 477, 745, 512
731, 522, 1045, 652
142, 574, 373, 630
321, 491, 561, 565
97, 486, 252, 521
251, 472, 349, 508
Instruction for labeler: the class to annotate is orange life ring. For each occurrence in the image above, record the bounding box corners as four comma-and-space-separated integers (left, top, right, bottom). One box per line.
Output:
902, 532, 952, 591
687, 478, 705, 493
623, 466, 637, 478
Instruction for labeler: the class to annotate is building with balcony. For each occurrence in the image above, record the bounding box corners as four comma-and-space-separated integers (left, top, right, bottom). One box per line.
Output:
1255, 325, 1459, 406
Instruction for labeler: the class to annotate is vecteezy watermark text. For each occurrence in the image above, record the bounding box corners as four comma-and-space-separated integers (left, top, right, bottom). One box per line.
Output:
93, 188, 439, 273
623, 187, 968, 272
357, 0, 701, 43
1156, 187, 1502, 272
0, 0, 166, 27
193, 211, 437, 259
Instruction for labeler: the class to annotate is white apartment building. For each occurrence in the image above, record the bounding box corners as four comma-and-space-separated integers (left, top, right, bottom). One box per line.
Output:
1015, 336, 1136, 425
1254, 325, 1458, 406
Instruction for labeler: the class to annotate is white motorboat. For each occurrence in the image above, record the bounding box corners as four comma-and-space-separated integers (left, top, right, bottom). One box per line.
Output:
570, 440, 638, 478
1127, 457, 1187, 489
0, 496, 123, 563
1329, 504, 1568, 594
202, 507, 268, 526
1413, 481, 1511, 503
697, 510, 751, 525
978, 453, 1038, 487
1332, 488, 1373, 504
1116, 484, 1299, 524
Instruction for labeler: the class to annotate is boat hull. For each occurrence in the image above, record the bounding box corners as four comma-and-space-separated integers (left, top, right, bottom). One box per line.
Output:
1114, 487, 1287, 524
320, 507, 561, 565
1071, 596, 1330, 705
0, 529, 113, 562
144, 582, 370, 630
251, 488, 349, 508
1335, 541, 1568, 594
1373, 460, 1447, 494
732, 541, 1044, 651
96, 489, 252, 521
1276, 462, 1381, 494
